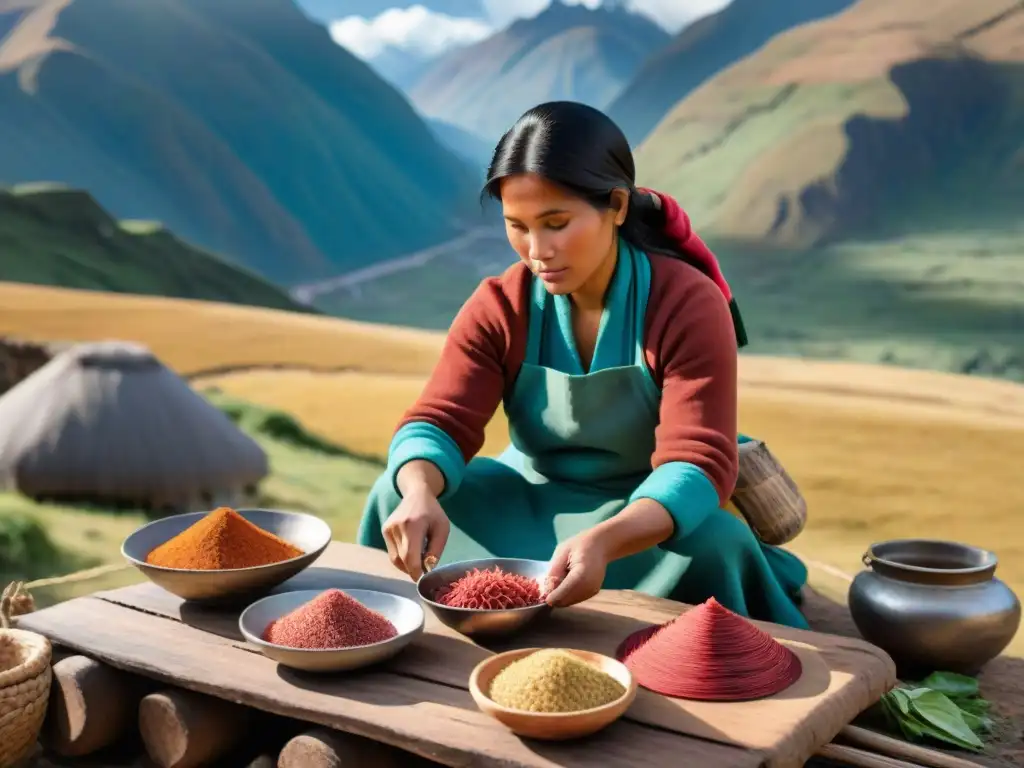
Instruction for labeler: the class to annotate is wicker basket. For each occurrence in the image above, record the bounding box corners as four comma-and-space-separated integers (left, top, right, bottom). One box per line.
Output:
0, 582, 52, 768
730, 439, 808, 546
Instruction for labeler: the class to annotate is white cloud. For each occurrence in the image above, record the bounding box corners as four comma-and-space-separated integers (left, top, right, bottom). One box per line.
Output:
329, 5, 492, 60
627, 0, 732, 30
330, 0, 734, 62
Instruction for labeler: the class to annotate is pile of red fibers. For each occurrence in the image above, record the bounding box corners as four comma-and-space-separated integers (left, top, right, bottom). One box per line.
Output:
434, 566, 542, 610
615, 597, 802, 701
262, 589, 398, 649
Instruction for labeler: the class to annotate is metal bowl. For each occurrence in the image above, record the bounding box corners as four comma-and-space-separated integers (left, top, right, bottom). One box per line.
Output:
416, 557, 552, 638
121, 508, 332, 603
239, 588, 424, 672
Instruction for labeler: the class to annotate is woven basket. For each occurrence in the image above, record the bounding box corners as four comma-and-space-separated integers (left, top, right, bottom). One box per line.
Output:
730, 439, 808, 546
0, 582, 52, 768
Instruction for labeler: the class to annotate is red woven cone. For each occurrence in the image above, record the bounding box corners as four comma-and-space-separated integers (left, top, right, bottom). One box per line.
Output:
615, 598, 802, 701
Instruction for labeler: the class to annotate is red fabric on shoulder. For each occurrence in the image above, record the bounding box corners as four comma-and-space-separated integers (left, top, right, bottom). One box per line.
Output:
637, 187, 734, 304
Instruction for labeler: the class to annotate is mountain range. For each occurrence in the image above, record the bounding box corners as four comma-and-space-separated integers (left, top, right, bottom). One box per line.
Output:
0, 0, 480, 285
407, 1, 671, 142
606, 0, 856, 146
636, 0, 1024, 247
3, 0, 1023, 354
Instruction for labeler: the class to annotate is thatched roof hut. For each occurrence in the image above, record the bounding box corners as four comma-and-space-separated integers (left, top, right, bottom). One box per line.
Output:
0, 341, 268, 511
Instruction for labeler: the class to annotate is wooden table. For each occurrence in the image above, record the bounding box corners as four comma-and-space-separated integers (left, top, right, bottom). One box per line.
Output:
18, 542, 896, 768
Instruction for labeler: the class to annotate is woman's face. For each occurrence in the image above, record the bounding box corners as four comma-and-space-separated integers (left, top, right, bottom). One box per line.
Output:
500, 173, 627, 296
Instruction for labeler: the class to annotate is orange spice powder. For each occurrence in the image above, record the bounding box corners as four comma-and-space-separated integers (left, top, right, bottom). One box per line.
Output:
145, 507, 303, 570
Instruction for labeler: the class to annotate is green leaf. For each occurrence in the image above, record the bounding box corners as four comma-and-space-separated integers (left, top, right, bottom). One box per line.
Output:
959, 709, 994, 734
887, 688, 915, 716
918, 672, 980, 699
956, 697, 991, 717
880, 690, 931, 742
905, 690, 985, 751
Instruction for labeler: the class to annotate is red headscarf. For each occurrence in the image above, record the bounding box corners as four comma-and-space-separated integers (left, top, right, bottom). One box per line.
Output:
638, 187, 747, 347
638, 187, 733, 303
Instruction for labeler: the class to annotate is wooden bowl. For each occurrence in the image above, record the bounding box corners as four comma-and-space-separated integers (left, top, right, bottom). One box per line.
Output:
468, 648, 637, 741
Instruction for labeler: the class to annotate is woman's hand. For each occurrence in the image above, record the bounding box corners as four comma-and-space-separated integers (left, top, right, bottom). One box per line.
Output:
543, 499, 676, 607
382, 487, 450, 581
543, 531, 610, 608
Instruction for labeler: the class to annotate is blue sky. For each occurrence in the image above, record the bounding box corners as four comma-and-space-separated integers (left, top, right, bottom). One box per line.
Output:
299, 1, 731, 61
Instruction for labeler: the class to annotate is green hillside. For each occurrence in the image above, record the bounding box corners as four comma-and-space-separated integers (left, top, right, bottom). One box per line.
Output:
606, 0, 855, 147
0, 184, 313, 312
315, 226, 1024, 382
409, 1, 669, 142
0, 0, 479, 285
634, 0, 1024, 247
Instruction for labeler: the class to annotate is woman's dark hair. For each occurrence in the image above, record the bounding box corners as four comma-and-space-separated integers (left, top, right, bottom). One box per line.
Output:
484, 101, 748, 347
484, 101, 689, 264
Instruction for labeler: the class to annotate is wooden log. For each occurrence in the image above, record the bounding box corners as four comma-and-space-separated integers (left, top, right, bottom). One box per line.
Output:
43, 654, 148, 757
840, 726, 986, 768
817, 743, 928, 768
277, 728, 438, 768
138, 688, 253, 768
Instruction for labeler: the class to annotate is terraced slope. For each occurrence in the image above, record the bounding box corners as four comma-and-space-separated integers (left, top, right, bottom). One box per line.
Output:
636, 0, 1024, 247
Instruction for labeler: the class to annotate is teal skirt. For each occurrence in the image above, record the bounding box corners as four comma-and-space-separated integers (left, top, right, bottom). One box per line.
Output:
358, 452, 809, 629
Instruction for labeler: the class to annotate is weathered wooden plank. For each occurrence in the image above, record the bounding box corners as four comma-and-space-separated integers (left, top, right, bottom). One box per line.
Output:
99, 543, 894, 768
18, 597, 758, 768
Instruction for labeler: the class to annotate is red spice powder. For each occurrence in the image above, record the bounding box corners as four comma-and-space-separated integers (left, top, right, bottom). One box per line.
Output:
434, 566, 542, 610
616, 597, 802, 701
263, 589, 398, 649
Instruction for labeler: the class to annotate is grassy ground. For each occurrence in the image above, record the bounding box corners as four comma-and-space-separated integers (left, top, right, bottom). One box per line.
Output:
310, 228, 1024, 382
1, 425, 384, 609
0, 186, 313, 313
0, 495, 147, 606
0, 281, 444, 376
1, 282, 1021, 657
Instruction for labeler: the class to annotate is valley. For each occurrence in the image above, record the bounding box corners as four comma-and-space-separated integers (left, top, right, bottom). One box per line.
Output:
305, 226, 1024, 382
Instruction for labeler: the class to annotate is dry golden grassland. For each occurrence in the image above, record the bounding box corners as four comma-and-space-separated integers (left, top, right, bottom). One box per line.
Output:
3, 281, 1022, 654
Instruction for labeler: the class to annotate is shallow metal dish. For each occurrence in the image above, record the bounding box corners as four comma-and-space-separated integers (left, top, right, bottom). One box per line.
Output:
417, 557, 552, 638
239, 588, 424, 672
121, 508, 332, 603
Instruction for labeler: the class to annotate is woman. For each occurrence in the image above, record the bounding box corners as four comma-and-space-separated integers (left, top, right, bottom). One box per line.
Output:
358, 101, 809, 628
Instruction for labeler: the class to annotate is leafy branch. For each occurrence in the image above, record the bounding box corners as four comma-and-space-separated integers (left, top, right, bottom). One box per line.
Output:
868, 671, 995, 752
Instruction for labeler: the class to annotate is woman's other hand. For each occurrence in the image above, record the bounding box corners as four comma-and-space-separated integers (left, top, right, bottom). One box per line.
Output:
543, 499, 676, 607
543, 531, 610, 608
384, 460, 450, 581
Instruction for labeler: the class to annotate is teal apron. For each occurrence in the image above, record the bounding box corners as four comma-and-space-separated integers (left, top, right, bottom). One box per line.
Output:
359, 254, 808, 628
